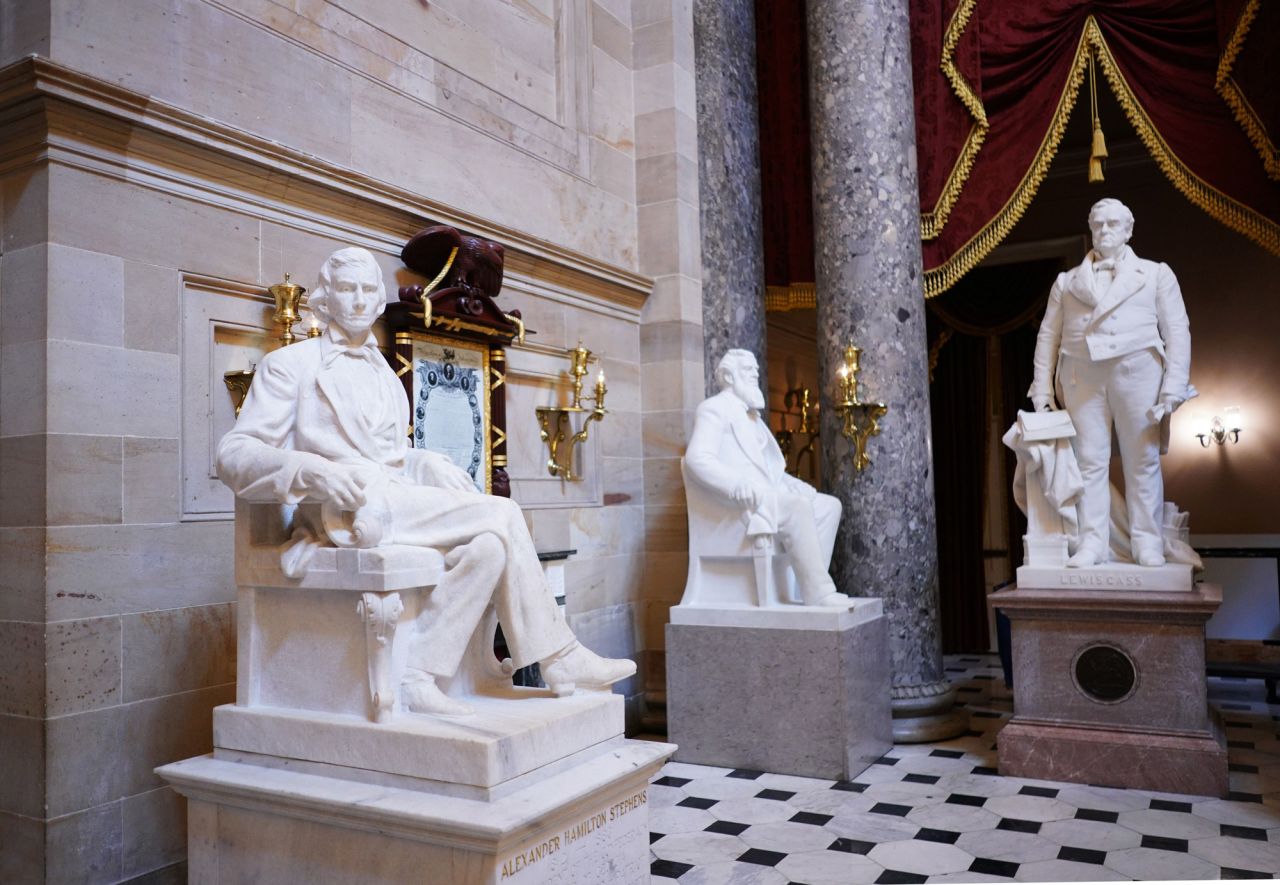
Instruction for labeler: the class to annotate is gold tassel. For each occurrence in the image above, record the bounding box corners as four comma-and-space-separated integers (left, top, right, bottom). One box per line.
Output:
1088, 154, 1105, 183
1087, 47, 1106, 183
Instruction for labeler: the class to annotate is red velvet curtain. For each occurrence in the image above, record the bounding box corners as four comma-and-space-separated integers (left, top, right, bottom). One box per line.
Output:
755, 0, 815, 303
913, 0, 1280, 297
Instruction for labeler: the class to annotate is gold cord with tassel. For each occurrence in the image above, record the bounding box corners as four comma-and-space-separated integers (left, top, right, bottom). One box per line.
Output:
1088, 46, 1108, 183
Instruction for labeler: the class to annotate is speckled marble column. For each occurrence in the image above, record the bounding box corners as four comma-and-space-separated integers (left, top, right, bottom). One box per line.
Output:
694, 0, 767, 393
807, 0, 966, 742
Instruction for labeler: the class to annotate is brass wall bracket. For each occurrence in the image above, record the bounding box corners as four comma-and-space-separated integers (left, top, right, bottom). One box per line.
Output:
535, 405, 606, 481
535, 341, 608, 481
834, 344, 889, 472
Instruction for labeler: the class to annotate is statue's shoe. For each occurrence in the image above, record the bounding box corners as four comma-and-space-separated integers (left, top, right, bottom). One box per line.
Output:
1134, 547, 1166, 567
401, 675, 474, 716
541, 641, 636, 698
804, 591, 855, 608
1066, 544, 1106, 568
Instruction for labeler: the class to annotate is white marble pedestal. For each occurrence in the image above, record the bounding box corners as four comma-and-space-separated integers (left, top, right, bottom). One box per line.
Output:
157, 501, 674, 884
665, 600, 892, 780
161, 736, 669, 885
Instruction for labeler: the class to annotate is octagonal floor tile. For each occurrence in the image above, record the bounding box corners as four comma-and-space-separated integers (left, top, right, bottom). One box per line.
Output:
1117, 808, 1221, 840
1187, 834, 1280, 873
681, 777, 774, 802
1192, 798, 1280, 829
705, 797, 797, 826
650, 805, 717, 835
867, 838, 974, 876
1051, 784, 1152, 813
1103, 845, 1217, 880
905, 802, 999, 833
983, 793, 1076, 823
955, 828, 1060, 864
1038, 817, 1142, 851
675, 859, 788, 885
776, 848, 883, 884
1014, 858, 1127, 881
826, 810, 919, 844
737, 819, 837, 854
650, 830, 748, 867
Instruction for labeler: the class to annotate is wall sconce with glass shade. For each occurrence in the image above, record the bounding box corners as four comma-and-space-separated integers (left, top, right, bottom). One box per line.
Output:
535, 341, 608, 481
1196, 406, 1244, 447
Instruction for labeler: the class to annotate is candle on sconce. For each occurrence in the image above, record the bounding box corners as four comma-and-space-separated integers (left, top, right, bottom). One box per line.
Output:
307, 315, 322, 338
595, 369, 607, 409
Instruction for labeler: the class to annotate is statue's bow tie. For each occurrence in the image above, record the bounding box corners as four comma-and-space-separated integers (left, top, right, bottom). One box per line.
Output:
322, 341, 381, 367
1094, 258, 1116, 272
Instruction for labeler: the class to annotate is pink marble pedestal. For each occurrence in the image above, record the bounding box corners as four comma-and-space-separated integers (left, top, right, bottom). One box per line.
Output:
991, 582, 1228, 798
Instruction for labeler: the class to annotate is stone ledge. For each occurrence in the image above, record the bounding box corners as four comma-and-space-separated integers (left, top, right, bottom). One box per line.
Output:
214, 689, 624, 789
998, 717, 1228, 797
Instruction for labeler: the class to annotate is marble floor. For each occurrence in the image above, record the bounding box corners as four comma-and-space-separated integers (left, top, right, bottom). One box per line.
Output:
646, 654, 1280, 883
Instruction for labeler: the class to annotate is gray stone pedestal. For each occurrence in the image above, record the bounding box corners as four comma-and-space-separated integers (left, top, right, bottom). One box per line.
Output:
992, 580, 1227, 797
665, 601, 892, 779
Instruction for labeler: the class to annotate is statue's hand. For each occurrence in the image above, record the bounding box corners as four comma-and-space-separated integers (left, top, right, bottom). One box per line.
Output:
1159, 393, 1185, 415
298, 460, 372, 510
731, 481, 764, 512
1031, 395, 1055, 413
435, 460, 476, 492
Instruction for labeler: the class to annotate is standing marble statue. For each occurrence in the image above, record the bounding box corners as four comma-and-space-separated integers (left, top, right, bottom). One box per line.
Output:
1029, 198, 1192, 567
217, 246, 634, 715
683, 349, 849, 607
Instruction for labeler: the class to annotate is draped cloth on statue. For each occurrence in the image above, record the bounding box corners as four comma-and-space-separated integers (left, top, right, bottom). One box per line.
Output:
912, 0, 1280, 297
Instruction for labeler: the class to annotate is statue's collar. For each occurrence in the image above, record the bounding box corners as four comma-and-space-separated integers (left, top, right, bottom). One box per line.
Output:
320, 325, 381, 365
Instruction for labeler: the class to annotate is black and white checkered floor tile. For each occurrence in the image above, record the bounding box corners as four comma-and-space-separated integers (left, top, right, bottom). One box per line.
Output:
648, 654, 1280, 883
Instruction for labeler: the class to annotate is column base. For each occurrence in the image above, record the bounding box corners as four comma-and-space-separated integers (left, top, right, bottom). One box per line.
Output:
160, 739, 673, 885
890, 683, 970, 743
665, 602, 892, 779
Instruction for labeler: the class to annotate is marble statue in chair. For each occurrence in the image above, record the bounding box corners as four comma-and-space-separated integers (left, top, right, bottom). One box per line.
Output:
681, 349, 850, 609
1027, 198, 1195, 568
216, 246, 634, 717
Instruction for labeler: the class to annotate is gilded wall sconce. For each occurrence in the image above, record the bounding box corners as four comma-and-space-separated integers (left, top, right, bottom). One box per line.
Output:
834, 344, 888, 472
223, 273, 312, 417
535, 342, 608, 481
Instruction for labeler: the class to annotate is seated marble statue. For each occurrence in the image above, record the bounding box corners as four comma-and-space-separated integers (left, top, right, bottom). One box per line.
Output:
216, 246, 634, 716
683, 349, 849, 608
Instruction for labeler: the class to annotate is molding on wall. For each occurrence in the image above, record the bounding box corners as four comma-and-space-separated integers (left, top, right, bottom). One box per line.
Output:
0, 56, 651, 311
201, 0, 591, 177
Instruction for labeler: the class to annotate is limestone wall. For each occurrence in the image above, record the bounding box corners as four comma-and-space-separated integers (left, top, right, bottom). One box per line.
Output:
0, 1, 704, 880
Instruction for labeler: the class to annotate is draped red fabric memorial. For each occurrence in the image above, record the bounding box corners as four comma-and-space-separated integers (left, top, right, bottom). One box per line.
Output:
913, 0, 1280, 297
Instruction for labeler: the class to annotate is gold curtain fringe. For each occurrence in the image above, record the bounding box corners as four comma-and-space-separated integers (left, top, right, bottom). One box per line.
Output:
1090, 20, 1280, 258
922, 0, 986, 241
765, 282, 816, 312
923, 24, 1092, 298
923, 16, 1280, 299
1215, 0, 1280, 181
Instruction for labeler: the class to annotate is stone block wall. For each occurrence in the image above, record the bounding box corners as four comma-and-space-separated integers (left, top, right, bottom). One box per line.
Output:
0, 0, 703, 880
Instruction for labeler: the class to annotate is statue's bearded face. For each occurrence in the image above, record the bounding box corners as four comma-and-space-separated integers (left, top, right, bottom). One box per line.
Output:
326, 264, 383, 337
729, 358, 767, 411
